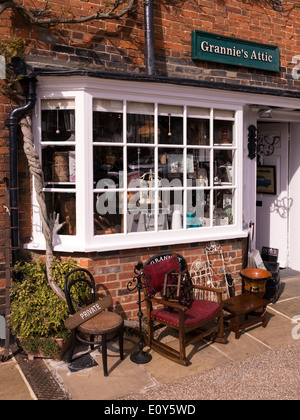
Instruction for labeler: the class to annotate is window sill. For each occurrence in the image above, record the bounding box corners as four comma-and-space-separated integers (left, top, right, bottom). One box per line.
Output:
25, 228, 248, 254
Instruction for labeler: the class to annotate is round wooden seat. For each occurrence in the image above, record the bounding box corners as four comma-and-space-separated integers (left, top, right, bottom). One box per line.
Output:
78, 311, 124, 335
64, 268, 124, 376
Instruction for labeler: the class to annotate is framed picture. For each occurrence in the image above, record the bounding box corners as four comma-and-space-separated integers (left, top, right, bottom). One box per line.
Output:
168, 154, 184, 173
257, 165, 276, 194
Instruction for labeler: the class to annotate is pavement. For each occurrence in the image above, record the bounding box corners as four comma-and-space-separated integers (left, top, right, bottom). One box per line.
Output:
0, 273, 299, 401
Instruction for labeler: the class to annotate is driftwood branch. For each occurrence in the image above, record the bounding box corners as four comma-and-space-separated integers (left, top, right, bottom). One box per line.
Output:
20, 115, 66, 301
0, 0, 135, 27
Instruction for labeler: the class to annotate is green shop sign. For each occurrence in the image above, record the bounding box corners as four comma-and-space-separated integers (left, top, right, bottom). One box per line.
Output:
192, 30, 279, 72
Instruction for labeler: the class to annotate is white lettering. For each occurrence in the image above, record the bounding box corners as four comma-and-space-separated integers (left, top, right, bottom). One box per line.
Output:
148, 405, 196, 415
200, 40, 209, 52
292, 315, 300, 339
104, 404, 139, 418
79, 304, 102, 320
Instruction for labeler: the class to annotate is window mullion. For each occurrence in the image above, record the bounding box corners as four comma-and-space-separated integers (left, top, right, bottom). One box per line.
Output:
78, 91, 93, 243
123, 100, 128, 234
154, 103, 158, 231
209, 108, 214, 226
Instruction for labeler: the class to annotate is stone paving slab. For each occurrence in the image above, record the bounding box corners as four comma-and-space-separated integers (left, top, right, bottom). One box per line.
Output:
0, 357, 34, 400
1, 275, 299, 400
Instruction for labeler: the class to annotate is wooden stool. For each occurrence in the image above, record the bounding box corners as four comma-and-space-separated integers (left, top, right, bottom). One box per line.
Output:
223, 292, 269, 339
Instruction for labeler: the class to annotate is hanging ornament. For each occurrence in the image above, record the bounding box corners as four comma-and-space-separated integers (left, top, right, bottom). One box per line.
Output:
168, 113, 172, 136
56, 106, 60, 134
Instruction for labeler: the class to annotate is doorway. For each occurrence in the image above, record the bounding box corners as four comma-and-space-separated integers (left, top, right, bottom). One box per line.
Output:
256, 123, 289, 268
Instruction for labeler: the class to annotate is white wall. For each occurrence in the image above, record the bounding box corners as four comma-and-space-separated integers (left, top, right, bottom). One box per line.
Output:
288, 123, 300, 270
243, 106, 258, 249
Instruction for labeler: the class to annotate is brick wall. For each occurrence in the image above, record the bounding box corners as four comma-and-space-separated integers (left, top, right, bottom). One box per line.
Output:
29, 238, 245, 321
0, 1, 298, 319
7, 0, 300, 92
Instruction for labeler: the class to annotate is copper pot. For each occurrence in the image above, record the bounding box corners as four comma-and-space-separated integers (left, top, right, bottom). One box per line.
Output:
240, 268, 271, 280
240, 268, 271, 297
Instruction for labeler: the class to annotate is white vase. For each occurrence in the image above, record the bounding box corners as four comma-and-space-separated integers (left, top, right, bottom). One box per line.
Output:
172, 209, 182, 230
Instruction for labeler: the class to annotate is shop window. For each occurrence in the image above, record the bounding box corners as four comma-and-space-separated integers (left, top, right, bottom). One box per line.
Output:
93, 102, 236, 235
41, 99, 76, 236
32, 83, 242, 253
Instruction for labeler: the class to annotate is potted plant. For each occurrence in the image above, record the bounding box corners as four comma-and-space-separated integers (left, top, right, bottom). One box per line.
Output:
10, 258, 89, 360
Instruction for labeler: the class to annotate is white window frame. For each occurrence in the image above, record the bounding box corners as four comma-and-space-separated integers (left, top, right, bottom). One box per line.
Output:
27, 77, 246, 253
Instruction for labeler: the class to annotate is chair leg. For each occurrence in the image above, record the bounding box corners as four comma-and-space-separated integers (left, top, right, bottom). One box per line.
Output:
67, 329, 77, 363
215, 311, 226, 344
119, 328, 124, 360
102, 334, 108, 377
90, 334, 95, 350
178, 311, 186, 362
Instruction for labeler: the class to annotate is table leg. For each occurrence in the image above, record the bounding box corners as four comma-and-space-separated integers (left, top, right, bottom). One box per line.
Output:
234, 314, 240, 339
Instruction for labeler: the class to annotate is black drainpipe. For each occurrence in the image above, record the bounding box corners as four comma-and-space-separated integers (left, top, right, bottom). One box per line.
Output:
144, 0, 155, 76
5, 66, 37, 266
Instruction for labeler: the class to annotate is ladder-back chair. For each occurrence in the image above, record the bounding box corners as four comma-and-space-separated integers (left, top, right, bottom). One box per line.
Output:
139, 252, 226, 366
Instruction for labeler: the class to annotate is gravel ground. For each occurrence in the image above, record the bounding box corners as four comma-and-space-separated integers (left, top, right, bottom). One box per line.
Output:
122, 341, 300, 400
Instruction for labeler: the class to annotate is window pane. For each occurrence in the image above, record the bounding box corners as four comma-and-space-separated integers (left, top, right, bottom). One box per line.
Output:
187, 148, 210, 187
42, 146, 75, 185
127, 102, 154, 144
186, 189, 210, 227
213, 189, 234, 225
214, 150, 233, 185
187, 118, 209, 145
45, 192, 76, 235
93, 99, 123, 112
160, 190, 183, 230
158, 115, 183, 144
127, 114, 155, 143
94, 191, 123, 235
42, 109, 75, 142
94, 146, 123, 187
159, 148, 184, 184
127, 146, 155, 183
214, 109, 235, 118
214, 120, 233, 145
93, 111, 123, 142
127, 191, 155, 233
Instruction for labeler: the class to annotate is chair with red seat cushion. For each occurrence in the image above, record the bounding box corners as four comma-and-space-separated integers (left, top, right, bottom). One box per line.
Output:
140, 252, 225, 365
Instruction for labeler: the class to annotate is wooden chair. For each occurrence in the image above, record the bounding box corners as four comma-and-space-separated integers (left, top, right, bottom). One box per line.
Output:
64, 268, 124, 376
139, 252, 226, 366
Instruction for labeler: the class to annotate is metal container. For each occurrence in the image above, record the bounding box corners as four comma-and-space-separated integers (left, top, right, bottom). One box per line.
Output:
240, 268, 271, 297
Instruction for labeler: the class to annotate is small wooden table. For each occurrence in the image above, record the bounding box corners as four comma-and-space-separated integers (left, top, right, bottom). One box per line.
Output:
223, 292, 269, 339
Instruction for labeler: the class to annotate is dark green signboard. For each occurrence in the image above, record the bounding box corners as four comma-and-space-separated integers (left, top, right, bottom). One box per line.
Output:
192, 30, 279, 72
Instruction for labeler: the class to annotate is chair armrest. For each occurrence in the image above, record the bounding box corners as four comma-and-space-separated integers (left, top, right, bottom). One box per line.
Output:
192, 284, 225, 307
193, 284, 225, 294
149, 296, 189, 311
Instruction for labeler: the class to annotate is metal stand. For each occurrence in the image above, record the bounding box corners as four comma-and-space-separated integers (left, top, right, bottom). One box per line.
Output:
127, 262, 152, 364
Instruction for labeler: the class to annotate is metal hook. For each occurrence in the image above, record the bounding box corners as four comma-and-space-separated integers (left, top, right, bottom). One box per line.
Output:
3, 206, 10, 216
